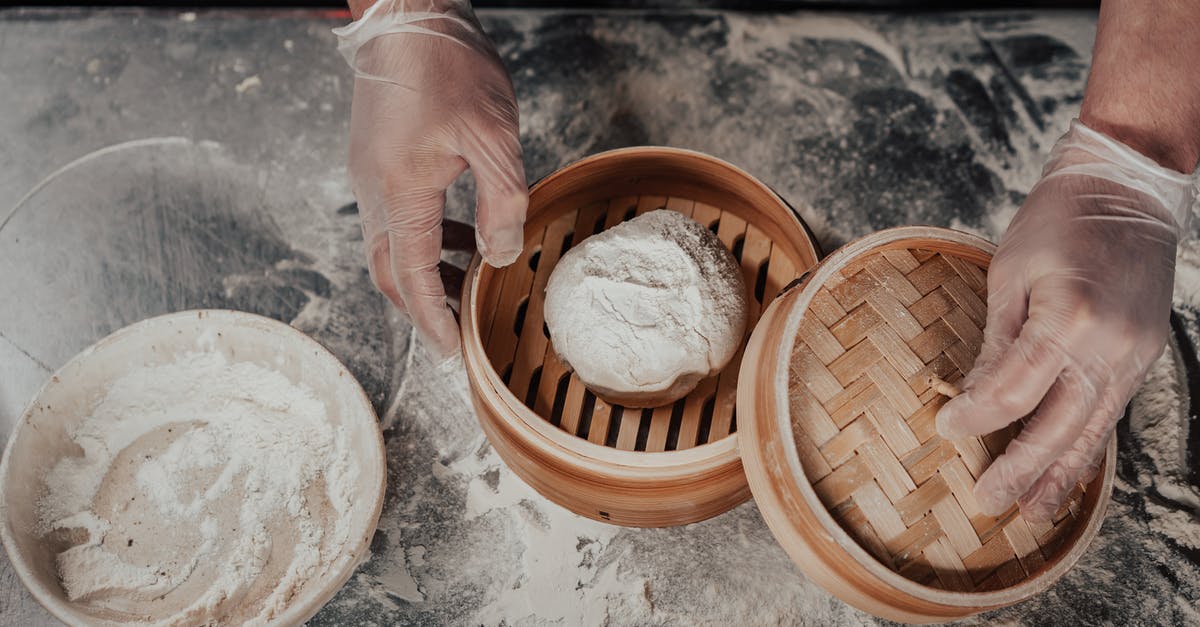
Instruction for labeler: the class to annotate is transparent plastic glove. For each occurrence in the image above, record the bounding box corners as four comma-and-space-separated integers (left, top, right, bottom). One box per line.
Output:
936, 119, 1196, 522
334, 0, 528, 363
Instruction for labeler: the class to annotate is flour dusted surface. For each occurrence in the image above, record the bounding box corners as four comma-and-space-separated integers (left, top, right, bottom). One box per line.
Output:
37, 350, 358, 626
543, 209, 748, 406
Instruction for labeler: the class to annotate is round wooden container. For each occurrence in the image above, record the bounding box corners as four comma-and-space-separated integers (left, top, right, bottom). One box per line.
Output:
738, 226, 1116, 622
461, 147, 821, 527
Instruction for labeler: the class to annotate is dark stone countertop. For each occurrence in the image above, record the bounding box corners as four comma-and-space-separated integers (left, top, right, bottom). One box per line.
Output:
1, 7, 1197, 625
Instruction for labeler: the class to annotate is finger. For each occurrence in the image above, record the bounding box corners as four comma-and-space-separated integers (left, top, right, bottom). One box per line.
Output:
1017, 428, 1111, 523
389, 228, 461, 364
462, 122, 527, 267
365, 234, 407, 315
968, 262, 1027, 379
972, 370, 1101, 516
937, 317, 1067, 439
935, 268, 1027, 439
1017, 385, 1125, 522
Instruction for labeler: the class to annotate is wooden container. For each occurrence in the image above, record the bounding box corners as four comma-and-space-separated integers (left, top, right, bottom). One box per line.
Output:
738, 227, 1115, 622
0, 311, 386, 626
462, 148, 1114, 621
461, 147, 821, 526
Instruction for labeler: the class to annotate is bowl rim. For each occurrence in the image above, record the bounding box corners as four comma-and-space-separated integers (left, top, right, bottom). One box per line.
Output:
0, 308, 387, 626
763, 226, 1116, 608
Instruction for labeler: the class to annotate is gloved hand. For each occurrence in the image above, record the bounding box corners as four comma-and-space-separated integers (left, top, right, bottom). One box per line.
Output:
936, 119, 1196, 522
334, 0, 528, 364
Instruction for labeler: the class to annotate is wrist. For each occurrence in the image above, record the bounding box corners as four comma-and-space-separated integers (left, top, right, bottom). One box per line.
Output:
1042, 119, 1197, 233
1079, 108, 1200, 175
347, 0, 471, 21
334, 0, 481, 71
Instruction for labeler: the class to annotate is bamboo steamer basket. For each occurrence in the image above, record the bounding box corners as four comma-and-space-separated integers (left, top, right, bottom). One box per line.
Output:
461, 147, 822, 527
461, 148, 1114, 621
738, 226, 1115, 622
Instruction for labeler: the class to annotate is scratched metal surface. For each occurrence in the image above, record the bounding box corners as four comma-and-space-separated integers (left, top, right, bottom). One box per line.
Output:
1, 8, 1197, 625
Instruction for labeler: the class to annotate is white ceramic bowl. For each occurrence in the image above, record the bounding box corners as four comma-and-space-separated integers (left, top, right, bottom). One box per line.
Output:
0, 310, 386, 626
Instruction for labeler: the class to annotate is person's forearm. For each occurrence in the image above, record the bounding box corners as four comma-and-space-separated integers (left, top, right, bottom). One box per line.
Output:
1080, 0, 1200, 173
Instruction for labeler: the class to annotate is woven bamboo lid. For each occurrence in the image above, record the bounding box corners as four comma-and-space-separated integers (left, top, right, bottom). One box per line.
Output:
737, 226, 1115, 623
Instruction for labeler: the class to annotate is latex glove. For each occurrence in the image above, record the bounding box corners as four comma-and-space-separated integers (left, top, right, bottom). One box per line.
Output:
334, 0, 528, 363
936, 119, 1196, 522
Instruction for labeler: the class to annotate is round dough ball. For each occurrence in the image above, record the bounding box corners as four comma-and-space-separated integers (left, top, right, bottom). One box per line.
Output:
543, 209, 748, 408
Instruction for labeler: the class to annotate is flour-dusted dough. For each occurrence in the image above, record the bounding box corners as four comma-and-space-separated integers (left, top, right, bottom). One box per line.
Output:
543, 209, 748, 407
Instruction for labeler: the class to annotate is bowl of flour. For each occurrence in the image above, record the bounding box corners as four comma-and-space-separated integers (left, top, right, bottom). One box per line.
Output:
0, 310, 386, 626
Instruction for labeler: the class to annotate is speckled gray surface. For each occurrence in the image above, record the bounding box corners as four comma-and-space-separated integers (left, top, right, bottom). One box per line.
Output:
1, 7, 1198, 626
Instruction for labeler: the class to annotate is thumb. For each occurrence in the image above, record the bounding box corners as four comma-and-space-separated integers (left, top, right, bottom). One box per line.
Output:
463, 126, 528, 267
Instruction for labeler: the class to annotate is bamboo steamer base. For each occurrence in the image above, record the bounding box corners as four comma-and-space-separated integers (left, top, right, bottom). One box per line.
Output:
462, 147, 820, 527
738, 227, 1115, 622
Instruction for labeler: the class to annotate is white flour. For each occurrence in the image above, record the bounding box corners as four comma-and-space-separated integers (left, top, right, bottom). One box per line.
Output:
543, 209, 748, 399
38, 350, 358, 626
